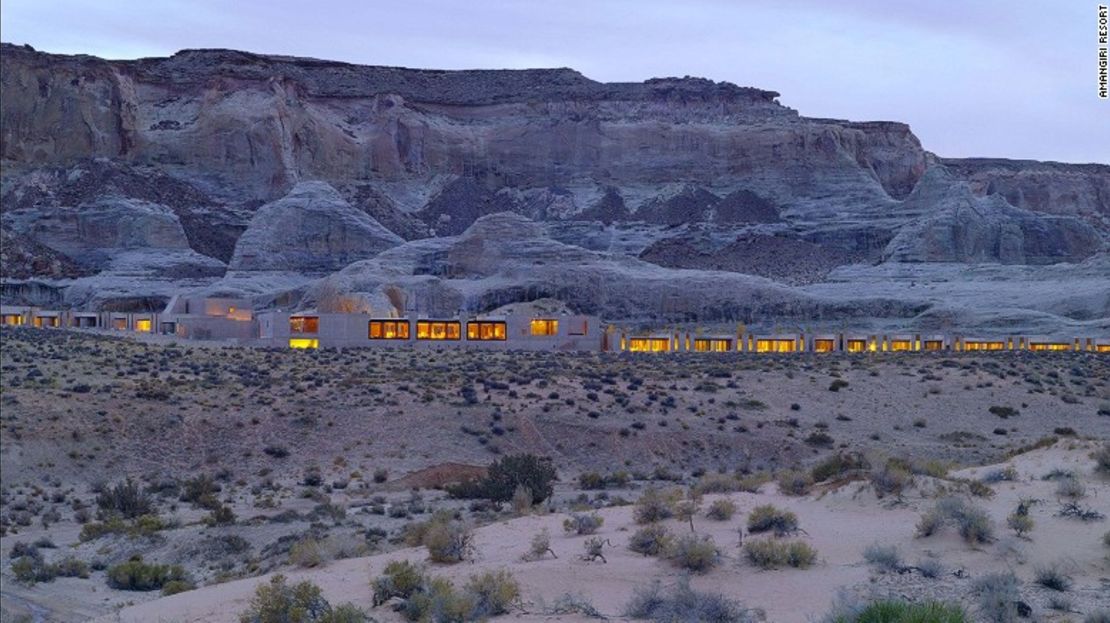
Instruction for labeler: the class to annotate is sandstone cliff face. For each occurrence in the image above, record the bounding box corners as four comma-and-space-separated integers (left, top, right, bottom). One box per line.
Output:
883, 169, 1104, 264
1, 43, 1107, 334
229, 181, 403, 272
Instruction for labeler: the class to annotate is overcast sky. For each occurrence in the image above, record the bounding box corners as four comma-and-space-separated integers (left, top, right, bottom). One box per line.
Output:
2, 0, 1106, 163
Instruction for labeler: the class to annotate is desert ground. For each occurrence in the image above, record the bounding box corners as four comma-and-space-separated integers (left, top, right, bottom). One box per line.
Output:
1, 327, 1108, 622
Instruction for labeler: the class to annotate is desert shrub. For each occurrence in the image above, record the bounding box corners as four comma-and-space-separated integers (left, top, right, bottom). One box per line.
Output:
829, 379, 849, 392
1055, 476, 1086, 500
870, 462, 914, 498
10, 553, 56, 585
372, 560, 426, 607
988, 406, 1018, 419
510, 484, 532, 515
53, 557, 90, 579
96, 479, 153, 519
400, 576, 473, 623
629, 524, 674, 557
1005, 511, 1033, 537
464, 569, 520, 618
776, 470, 812, 496
181, 474, 222, 509
543, 593, 604, 618
981, 466, 1018, 484
693, 473, 743, 494
206, 504, 236, 526
1095, 443, 1110, 475
107, 556, 189, 591
239, 574, 336, 622
525, 528, 556, 561
743, 539, 817, 569
811, 453, 870, 483
667, 534, 719, 574
1085, 611, 1110, 623
746, 504, 798, 536
289, 537, 324, 568
915, 497, 993, 544
1033, 563, 1071, 592
735, 473, 771, 493
563, 513, 604, 535
917, 558, 944, 579
633, 487, 681, 524
446, 454, 556, 505
161, 579, 195, 595
79, 513, 169, 541
705, 499, 737, 521
972, 572, 1022, 623
825, 599, 967, 623
862, 543, 901, 573
625, 577, 752, 623
424, 520, 475, 563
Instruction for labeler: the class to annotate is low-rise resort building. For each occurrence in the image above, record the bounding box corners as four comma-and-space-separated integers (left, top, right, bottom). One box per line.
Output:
0, 300, 1107, 355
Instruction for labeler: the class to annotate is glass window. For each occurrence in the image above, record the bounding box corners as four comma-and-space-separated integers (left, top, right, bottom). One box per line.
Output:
289, 338, 319, 349
814, 339, 835, 352
416, 321, 461, 340
290, 316, 319, 334
134, 319, 152, 332
530, 319, 559, 336
369, 320, 410, 340
923, 340, 944, 351
467, 321, 506, 341
694, 339, 730, 352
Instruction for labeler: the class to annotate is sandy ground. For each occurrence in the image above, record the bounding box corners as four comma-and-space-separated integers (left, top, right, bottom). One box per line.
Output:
75, 442, 1110, 623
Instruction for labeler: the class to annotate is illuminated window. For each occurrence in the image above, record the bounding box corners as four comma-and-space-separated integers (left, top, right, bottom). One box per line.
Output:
814, 339, 836, 353
134, 319, 152, 333
1028, 342, 1070, 352
416, 320, 461, 340
629, 337, 671, 352
963, 341, 1005, 351
530, 319, 559, 336
369, 320, 410, 340
112, 318, 128, 330
466, 321, 506, 341
1096, 344, 1110, 353
33, 316, 59, 328
845, 339, 866, 353
889, 340, 913, 352
693, 338, 731, 352
2, 314, 25, 326
923, 340, 944, 351
290, 316, 319, 334
289, 338, 319, 349
755, 339, 797, 353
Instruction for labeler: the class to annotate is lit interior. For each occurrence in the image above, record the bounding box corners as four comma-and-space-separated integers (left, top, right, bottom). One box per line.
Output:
963, 341, 1005, 351
629, 337, 671, 352
530, 319, 559, 336
1096, 344, 1110, 353
416, 320, 461, 340
846, 339, 866, 353
889, 339, 914, 351
923, 340, 944, 351
467, 321, 506, 341
814, 339, 836, 352
289, 338, 319, 349
369, 320, 410, 340
289, 316, 319, 334
693, 338, 731, 352
33, 316, 60, 328
1, 314, 24, 326
755, 339, 797, 353
1028, 342, 1070, 351
134, 319, 152, 332
112, 318, 128, 330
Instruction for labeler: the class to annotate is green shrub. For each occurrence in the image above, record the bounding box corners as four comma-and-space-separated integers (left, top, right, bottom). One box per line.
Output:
96, 479, 153, 519
826, 599, 967, 623
181, 474, 222, 509
11, 554, 55, 585
238, 574, 334, 622
106, 556, 189, 591
464, 569, 520, 618
776, 470, 813, 496
79, 514, 167, 541
563, 513, 604, 535
401, 576, 472, 623
53, 557, 90, 579
289, 537, 324, 568
525, 528, 556, 561
743, 539, 817, 569
1006, 509, 1034, 537
447, 454, 557, 505
424, 520, 474, 563
372, 560, 425, 607
625, 577, 752, 623
693, 473, 743, 494
705, 499, 737, 521
628, 524, 674, 557
870, 462, 914, 499
667, 534, 720, 574
633, 487, 681, 524
162, 579, 196, 596
746, 504, 798, 536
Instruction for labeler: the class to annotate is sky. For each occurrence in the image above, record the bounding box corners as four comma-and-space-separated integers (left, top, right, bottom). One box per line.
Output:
1, 0, 1107, 164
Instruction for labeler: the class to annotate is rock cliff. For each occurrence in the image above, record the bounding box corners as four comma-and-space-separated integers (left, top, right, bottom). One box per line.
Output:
1, 43, 1107, 333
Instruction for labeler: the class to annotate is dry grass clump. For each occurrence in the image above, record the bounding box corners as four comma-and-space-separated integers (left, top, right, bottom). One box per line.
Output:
916, 497, 993, 544
625, 578, 753, 623
746, 504, 799, 536
563, 512, 604, 535
667, 534, 720, 574
633, 487, 682, 524
524, 528, 556, 561
775, 470, 813, 496
861, 542, 901, 573
705, 499, 737, 521
629, 524, 674, 557
743, 539, 817, 570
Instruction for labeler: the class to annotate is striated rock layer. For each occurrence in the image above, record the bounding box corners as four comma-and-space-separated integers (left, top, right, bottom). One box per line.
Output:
0, 43, 1107, 334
